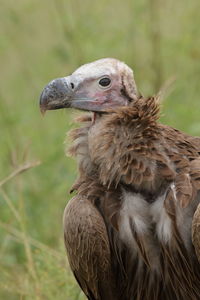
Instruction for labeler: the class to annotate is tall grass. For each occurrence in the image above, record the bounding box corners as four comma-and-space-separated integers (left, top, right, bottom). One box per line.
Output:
0, 0, 200, 299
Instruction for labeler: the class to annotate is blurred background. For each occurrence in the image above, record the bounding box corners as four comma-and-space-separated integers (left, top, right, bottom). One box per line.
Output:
1, 0, 200, 299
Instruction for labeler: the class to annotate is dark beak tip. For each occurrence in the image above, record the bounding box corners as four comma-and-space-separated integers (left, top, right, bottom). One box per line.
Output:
39, 86, 51, 114
39, 90, 47, 115
39, 89, 47, 105
40, 105, 46, 116
39, 77, 71, 112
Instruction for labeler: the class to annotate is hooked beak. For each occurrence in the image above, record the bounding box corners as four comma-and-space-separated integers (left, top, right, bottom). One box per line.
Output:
40, 77, 73, 114
40, 76, 103, 113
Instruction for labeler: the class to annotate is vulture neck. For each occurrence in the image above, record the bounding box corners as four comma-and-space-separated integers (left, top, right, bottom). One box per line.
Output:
69, 96, 173, 195
92, 96, 160, 126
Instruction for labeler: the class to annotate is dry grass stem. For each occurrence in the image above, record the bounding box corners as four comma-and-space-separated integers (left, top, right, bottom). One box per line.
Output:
0, 221, 66, 261
0, 160, 41, 188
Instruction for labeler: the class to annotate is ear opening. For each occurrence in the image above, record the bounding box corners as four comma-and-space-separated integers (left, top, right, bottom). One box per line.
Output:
121, 64, 138, 102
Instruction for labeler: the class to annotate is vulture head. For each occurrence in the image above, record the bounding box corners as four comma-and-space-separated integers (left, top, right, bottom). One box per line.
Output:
40, 58, 138, 113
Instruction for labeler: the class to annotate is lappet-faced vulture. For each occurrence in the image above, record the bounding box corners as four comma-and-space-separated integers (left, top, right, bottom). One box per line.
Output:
40, 58, 200, 300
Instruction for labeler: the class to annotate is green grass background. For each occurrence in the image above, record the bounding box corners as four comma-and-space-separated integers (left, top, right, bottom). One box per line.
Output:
0, 0, 200, 299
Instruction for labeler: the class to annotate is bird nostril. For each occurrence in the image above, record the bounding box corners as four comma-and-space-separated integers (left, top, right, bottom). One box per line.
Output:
70, 82, 75, 89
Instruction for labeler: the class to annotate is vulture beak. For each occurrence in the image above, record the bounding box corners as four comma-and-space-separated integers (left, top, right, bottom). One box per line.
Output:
40, 77, 73, 114
40, 76, 99, 113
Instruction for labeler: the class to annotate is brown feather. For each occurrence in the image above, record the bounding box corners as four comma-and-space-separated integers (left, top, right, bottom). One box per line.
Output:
64, 95, 200, 299
63, 195, 119, 300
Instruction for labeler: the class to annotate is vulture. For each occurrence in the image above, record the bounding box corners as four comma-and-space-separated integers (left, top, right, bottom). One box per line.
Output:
40, 58, 200, 300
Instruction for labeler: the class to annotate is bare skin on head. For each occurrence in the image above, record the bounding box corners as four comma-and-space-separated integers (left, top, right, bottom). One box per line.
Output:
40, 58, 138, 113
40, 58, 200, 300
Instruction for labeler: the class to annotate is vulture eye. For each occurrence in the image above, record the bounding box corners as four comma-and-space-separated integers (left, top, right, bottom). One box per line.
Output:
98, 77, 111, 88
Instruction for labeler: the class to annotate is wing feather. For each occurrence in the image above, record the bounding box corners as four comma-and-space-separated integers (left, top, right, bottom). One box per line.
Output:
63, 195, 118, 300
